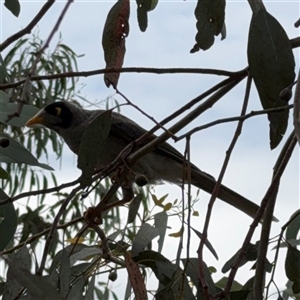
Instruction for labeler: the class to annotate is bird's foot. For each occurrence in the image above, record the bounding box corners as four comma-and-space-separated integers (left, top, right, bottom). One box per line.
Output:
84, 207, 103, 225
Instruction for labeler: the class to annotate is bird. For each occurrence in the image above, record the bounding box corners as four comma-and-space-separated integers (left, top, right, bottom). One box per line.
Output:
25, 101, 274, 221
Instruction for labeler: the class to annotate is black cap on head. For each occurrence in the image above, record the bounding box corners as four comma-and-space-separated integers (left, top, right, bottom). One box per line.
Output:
45, 102, 73, 128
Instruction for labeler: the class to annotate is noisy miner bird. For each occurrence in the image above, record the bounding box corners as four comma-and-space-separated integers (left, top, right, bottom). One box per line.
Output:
26, 101, 271, 220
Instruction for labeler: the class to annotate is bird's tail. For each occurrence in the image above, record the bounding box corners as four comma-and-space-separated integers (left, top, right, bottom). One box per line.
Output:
191, 169, 278, 222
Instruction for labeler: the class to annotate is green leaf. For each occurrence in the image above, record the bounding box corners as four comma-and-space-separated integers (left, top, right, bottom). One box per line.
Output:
132, 223, 159, 257
3, 246, 31, 299
7, 262, 64, 300
215, 276, 243, 291
77, 110, 112, 187
136, 0, 158, 32
154, 211, 168, 253
286, 210, 300, 241
222, 243, 258, 273
0, 166, 9, 179
0, 54, 9, 84
247, 9, 295, 149
182, 258, 217, 297
0, 189, 17, 252
0, 135, 54, 170
60, 249, 70, 298
84, 274, 96, 300
134, 250, 194, 300
127, 193, 143, 223
0, 103, 39, 127
66, 277, 85, 300
189, 225, 218, 260
191, 0, 225, 52
0, 91, 9, 104
285, 245, 300, 289
4, 0, 20, 17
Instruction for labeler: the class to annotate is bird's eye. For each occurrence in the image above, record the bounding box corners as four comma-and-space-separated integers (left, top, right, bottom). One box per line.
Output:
55, 107, 62, 116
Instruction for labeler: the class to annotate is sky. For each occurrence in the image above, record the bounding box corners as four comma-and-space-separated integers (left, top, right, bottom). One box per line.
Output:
1, 0, 300, 298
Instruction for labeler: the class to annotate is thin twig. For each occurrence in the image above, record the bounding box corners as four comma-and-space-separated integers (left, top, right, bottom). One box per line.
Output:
253, 131, 297, 299
0, 1, 55, 52
129, 76, 245, 169
116, 88, 174, 137
221, 132, 297, 297
0, 179, 79, 206
0, 216, 84, 255
5, 0, 74, 123
198, 75, 252, 299
37, 184, 81, 275
176, 104, 293, 141
265, 209, 300, 297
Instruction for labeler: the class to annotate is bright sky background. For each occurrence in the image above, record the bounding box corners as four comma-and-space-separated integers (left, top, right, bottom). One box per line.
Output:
1, 0, 300, 298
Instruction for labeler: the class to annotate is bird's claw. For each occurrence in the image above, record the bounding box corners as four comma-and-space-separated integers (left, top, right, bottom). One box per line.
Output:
84, 207, 103, 225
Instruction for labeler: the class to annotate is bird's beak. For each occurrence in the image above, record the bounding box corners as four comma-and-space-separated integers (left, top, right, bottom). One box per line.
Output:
25, 112, 45, 127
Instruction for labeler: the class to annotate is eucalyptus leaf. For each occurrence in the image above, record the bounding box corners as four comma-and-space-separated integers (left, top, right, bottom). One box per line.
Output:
134, 250, 194, 299
132, 223, 159, 257
222, 243, 258, 273
3, 246, 31, 300
191, 0, 225, 52
0, 91, 9, 104
6, 262, 64, 300
0, 135, 53, 170
78, 110, 112, 187
0, 166, 9, 179
0, 189, 17, 252
285, 245, 300, 292
59, 249, 71, 298
182, 258, 217, 297
154, 211, 168, 253
0, 103, 39, 127
248, 9, 295, 149
286, 210, 300, 241
4, 0, 20, 17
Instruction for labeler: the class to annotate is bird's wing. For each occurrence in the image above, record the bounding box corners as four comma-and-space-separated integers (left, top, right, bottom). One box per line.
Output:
107, 111, 215, 180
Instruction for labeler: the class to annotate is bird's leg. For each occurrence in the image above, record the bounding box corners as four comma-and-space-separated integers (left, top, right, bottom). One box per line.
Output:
102, 186, 134, 212
84, 165, 136, 225
84, 207, 103, 225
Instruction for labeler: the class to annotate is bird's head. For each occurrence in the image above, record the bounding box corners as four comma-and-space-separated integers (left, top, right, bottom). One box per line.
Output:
25, 101, 80, 131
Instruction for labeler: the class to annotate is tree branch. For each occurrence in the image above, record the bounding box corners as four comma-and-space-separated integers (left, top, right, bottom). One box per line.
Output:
0, 179, 79, 206
253, 131, 297, 299
0, 67, 235, 90
222, 131, 297, 297
5, 0, 74, 124
293, 68, 300, 145
0, 216, 84, 255
176, 104, 293, 141
0, 1, 55, 52
198, 74, 252, 299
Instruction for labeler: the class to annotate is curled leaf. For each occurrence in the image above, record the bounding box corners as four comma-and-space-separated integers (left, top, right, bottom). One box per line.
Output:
191, 0, 225, 52
102, 0, 130, 88
136, 0, 158, 32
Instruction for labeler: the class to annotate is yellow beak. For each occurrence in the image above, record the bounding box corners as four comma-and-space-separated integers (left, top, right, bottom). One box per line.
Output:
25, 115, 45, 127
